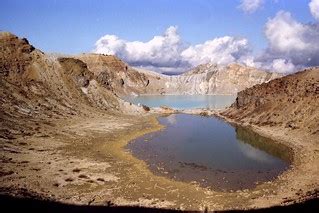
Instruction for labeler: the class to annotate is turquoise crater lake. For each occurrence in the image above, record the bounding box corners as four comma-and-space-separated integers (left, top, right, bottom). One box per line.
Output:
126, 114, 291, 191
124, 95, 236, 109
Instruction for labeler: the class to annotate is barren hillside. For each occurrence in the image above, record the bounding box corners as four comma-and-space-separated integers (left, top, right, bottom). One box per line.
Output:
76, 54, 149, 95
134, 63, 280, 95
0, 32, 141, 140
222, 68, 319, 135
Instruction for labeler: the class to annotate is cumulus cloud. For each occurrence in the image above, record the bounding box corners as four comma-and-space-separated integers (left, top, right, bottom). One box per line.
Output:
94, 26, 251, 73
309, 0, 319, 20
265, 11, 310, 52
181, 36, 250, 66
270, 59, 296, 74
94, 26, 187, 70
238, 0, 264, 13
255, 11, 319, 73
94, 10, 319, 74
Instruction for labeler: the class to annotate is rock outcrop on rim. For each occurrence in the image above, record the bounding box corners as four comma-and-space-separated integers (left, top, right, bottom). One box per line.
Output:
76, 54, 150, 96
222, 67, 319, 135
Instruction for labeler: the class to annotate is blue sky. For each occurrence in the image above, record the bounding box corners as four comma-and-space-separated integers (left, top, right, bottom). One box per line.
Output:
1, 0, 318, 74
0, 0, 314, 53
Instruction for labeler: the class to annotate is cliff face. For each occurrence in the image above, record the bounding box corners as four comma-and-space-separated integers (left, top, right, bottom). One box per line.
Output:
222, 68, 319, 135
134, 63, 280, 95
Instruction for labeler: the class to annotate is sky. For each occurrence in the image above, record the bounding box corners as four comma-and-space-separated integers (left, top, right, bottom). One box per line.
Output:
1, 0, 319, 74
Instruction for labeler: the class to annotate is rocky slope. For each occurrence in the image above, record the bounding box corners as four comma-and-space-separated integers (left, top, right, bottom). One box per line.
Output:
76, 54, 149, 96
0, 32, 141, 140
222, 67, 319, 135
134, 63, 280, 95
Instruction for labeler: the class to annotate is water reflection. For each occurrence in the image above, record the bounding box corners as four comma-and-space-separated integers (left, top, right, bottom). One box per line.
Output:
127, 114, 291, 191
166, 114, 177, 125
235, 127, 293, 162
237, 142, 277, 164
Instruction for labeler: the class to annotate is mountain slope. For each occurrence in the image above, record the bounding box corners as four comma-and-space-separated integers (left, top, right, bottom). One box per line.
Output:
76, 54, 149, 95
0, 32, 140, 139
222, 67, 319, 135
134, 63, 281, 95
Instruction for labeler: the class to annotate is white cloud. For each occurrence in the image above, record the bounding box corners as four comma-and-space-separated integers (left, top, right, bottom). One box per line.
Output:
240, 55, 262, 68
94, 35, 126, 56
271, 59, 295, 73
309, 0, 319, 20
94, 10, 319, 75
257, 11, 319, 73
238, 0, 264, 13
237, 1, 319, 73
94, 26, 186, 70
265, 11, 310, 52
94, 26, 251, 73
181, 36, 250, 66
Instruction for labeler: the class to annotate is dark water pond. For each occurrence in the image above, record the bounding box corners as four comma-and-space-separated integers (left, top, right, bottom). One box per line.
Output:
126, 114, 291, 191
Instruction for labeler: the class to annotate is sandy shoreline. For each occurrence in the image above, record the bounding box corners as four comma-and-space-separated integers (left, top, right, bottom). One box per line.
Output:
1, 109, 318, 211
